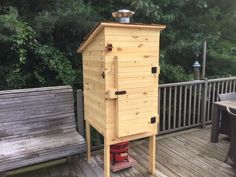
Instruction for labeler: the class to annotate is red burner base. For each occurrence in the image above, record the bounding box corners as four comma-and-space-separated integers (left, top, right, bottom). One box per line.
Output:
97, 155, 137, 172
110, 156, 137, 172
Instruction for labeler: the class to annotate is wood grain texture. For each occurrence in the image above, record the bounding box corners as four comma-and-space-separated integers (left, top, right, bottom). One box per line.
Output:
86, 121, 91, 162
104, 141, 110, 177
0, 87, 75, 140
10, 127, 236, 177
80, 24, 162, 143
80, 23, 163, 177
82, 29, 106, 136
0, 86, 86, 173
148, 135, 156, 174
78, 22, 165, 52
104, 27, 160, 138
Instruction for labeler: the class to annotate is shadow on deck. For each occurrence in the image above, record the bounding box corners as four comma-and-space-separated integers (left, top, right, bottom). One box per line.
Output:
11, 127, 236, 177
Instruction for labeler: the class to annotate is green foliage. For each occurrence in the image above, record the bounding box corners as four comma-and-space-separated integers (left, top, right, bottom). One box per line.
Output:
0, 7, 78, 89
160, 61, 192, 83
88, 0, 235, 82
0, 1, 98, 89
126, 0, 222, 79
205, 0, 236, 78
0, 0, 235, 89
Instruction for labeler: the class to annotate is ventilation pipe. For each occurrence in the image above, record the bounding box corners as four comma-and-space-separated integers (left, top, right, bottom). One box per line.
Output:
112, 9, 135, 23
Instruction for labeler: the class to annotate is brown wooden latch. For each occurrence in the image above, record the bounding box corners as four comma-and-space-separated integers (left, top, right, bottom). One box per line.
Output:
100, 71, 105, 78
106, 43, 113, 51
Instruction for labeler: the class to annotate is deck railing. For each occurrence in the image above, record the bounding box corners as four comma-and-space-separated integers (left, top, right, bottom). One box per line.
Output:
159, 80, 205, 134
76, 76, 236, 146
158, 76, 236, 134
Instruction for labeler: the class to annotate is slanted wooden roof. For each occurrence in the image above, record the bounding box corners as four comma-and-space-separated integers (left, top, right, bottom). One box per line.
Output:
77, 22, 166, 53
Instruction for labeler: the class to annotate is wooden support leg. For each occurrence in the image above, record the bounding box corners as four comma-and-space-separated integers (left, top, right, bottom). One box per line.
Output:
66, 156, 72, 164
86, 121, 91, 161
0, 172, 6, 177
211, 104, 220, 143
148, 135, 156, 174
104, 140, 110, 177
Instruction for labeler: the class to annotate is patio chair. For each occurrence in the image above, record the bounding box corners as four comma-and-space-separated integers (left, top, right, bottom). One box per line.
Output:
218, 92, 236, 137
225, 107, 236, 164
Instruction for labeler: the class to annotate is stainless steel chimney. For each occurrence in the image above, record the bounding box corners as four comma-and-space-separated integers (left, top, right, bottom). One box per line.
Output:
112, 9, 135, 23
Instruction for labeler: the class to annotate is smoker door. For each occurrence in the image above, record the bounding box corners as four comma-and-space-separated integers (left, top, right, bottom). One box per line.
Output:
115, 57, 158, 137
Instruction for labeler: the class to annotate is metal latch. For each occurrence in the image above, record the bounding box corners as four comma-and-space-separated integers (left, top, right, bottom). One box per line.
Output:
151, 67, 157, 74
150, 117, 156, 124
115, 90, 126, 95
106, 43, 113, 51
106, 89, 126, 99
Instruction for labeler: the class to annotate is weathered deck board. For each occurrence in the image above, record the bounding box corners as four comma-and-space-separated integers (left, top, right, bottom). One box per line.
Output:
11, 127, 236, 177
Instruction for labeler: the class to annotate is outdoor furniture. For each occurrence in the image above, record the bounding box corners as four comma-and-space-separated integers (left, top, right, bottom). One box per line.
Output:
211, 98, 236, 143
225, 107, 236, 164
0, 86, 86, 176
217, 92, 236, 137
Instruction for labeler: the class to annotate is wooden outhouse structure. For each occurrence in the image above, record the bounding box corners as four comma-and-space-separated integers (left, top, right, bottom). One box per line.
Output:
78, 22, 165, 177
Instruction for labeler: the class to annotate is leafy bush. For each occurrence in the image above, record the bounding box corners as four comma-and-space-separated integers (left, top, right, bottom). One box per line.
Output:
0, 0, 235, 90
0, 7, 77, 89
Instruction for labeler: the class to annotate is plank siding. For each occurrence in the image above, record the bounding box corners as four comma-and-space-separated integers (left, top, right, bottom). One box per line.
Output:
11, 127, 236, 177
79, 22, 164, 177
104, 26, 160, 139
0, 86, 86, 173
83, 29, 106, 135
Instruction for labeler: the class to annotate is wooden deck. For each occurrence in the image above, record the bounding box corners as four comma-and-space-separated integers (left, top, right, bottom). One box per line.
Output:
11, 127, 236, 177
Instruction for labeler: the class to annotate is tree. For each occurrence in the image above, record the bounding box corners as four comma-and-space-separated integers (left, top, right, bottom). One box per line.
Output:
0, 1, 98, 89
205, 0, 236, 78
88, 0, 223, 82
0, 0, 235, 89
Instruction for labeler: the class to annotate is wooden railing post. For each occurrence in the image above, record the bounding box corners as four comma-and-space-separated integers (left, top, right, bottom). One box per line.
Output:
200, 78, 208, 128
77, 90, 85, 137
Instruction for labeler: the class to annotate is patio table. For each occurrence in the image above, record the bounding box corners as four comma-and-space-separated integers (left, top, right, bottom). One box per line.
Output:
211, 99, 236, 143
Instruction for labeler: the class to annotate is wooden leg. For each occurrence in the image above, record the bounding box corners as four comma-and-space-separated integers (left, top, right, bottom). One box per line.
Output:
86, 121, 91, 161
211, 104, 220, 143
104, 140, 110, 177
148, 135, 156, 174
225, 150, 230, 163
0, 172, 6, 177
66, 156, 72, 164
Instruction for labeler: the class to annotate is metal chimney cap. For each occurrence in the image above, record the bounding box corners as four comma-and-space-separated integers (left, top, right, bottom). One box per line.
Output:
112, 9, 135, 18
193, 61, 201, 68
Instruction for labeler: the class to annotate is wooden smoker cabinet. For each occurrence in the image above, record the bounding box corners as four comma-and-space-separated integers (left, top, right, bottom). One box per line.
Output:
78, 22, 165, 177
